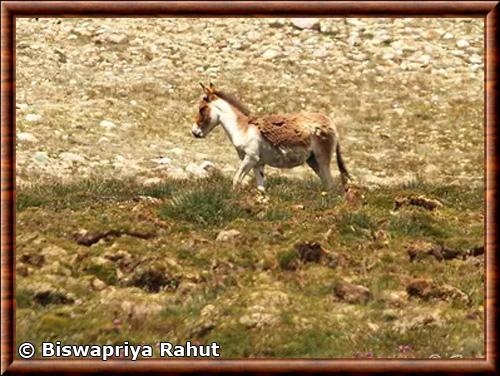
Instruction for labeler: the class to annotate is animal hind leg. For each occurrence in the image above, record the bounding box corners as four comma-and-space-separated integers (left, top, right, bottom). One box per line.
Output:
311, 135, 335, 190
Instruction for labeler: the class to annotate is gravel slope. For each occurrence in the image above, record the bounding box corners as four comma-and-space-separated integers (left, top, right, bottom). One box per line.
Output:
16, 18, 484, 187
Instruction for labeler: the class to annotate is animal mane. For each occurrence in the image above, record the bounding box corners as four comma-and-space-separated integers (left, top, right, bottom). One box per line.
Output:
214, 90, 251, 116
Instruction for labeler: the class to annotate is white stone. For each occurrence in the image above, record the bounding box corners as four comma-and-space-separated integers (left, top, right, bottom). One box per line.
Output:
382, 52, 395, 61
17, 132, 38, 143
59, 152, 85, 162
373, 34, 392, 45
290, 18, 320, 30
456, 39, 470, 48
418, 54, 432, 65
216, 229, 241, 242
185, 161, 215, 177
262, 49, 281, 60
105, 33, 128, 44
142, 177, 162, 186
25, 113, 41, 122
99, 120, 117, 129
151, 157, 172, 165
469, 54, 482, 64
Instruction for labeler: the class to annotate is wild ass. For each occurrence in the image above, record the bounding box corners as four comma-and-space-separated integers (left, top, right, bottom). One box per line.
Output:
191, 83, 351, 192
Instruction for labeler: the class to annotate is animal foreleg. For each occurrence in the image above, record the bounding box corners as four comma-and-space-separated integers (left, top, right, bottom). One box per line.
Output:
253, 166, 266, 193
232, 156, 257, 189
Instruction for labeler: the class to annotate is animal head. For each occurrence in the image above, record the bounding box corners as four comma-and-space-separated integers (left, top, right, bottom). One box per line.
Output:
192, 83, 220, 138
192, 83, 250, 138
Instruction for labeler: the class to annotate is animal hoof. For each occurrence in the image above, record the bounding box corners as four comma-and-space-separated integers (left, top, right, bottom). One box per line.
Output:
257, 186, 266, 194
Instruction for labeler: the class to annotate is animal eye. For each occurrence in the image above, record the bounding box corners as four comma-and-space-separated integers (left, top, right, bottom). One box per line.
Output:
203, 95, 209, 101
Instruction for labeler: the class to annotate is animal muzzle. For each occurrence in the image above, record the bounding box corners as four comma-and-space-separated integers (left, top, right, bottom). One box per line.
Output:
191, 124, 204, 138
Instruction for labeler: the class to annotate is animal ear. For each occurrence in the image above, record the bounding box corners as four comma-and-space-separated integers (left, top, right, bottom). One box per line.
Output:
200, 82, 210, 94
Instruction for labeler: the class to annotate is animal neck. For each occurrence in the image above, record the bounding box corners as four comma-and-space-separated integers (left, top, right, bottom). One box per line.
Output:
212, 99, 249, 144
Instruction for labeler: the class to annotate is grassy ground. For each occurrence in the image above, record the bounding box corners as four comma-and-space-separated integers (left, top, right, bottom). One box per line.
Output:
16, 174, 484, 358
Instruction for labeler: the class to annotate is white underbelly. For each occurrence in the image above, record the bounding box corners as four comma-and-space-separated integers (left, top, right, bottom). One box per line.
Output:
260, 141, 311, 168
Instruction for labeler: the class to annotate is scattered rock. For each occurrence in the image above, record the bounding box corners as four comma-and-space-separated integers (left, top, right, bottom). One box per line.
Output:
25, 113, 41, 122
94, 33, 128, 44
407, 241, 483, 262
75, 229, 154, 246
17, 132, 38, 143
40, 245, 68, 262
262, 49, 281, 60
456, 39, 470, 48
380, 290, 407, 307
334, 281, 372, 304
130, 264, 174, 293
16, 264, 30, 277
394, 195, 443, 211
239, 305, 279, 329
406, 279, 433, 298
185, 161, 216, 177
176, 281, 198, 295
417, 54, 432, 66
91, 278, 107, 291
382, 309, 399, 321
240, 312, 276, 329
151, 156, 172, 165
406, 278, 469, 303
290, 18, 320, 31
119, 299, 163, 321
19, 253, 45, 267
99, 120, 117, 130
469, 54, 482, 64
295, 241, 327, 263
354, 352, 376, 359
142, 177, 162, 186
393, 309, 444, 334
269, 19, 286, 28
469, 245, 484, 257
216, 229, 241, 242
59, 152, 85, 163
106, 33, 128, 44
32, 151, 49, 164
30, 283, 75, 306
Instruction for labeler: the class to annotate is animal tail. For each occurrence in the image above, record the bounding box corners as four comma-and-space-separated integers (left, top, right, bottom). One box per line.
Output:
336, 142, 351, 185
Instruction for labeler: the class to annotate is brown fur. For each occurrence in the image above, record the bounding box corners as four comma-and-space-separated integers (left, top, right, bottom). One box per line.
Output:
248, 112, 333, 148
195, 101, 212, 133
213, 91, 251, 116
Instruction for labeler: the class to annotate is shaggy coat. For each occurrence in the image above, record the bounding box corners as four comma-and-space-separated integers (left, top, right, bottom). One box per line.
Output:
192, 83, 350, 191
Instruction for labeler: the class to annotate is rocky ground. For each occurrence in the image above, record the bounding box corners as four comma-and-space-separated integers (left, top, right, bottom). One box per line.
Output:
15, 18, 484, 359
16, 17, 483, 187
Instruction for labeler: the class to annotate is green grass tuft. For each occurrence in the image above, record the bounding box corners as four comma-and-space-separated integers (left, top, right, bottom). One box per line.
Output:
158, 175, 249, 227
